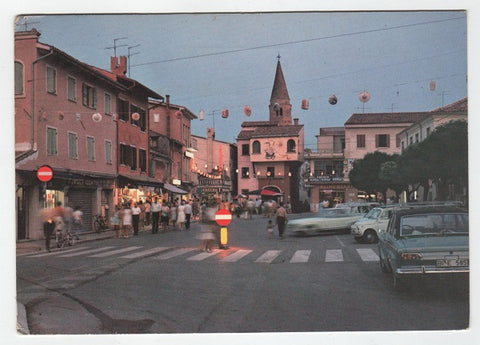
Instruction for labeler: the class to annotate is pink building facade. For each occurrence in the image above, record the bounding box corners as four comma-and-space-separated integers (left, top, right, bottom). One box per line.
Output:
14, 29, 164, 240
236, 59, 304, 211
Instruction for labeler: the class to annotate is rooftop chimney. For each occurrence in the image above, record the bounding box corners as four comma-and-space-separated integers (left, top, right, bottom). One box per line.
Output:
293, 118, 299, 125
110, 56, 127, 75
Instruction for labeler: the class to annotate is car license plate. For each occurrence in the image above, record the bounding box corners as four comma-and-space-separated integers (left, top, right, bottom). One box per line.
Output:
436, 259, 468, 267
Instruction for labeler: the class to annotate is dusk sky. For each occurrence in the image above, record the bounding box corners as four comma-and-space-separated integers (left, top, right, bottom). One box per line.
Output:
13, 11, 467, 148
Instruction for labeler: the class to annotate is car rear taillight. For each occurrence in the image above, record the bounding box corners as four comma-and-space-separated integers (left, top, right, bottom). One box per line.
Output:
401, 253, 422, 260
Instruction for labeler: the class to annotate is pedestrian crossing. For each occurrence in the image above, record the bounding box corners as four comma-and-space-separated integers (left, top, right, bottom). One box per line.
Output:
24, 245, 380, 264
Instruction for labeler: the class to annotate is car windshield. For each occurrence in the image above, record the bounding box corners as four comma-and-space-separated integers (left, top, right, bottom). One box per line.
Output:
399, 213, 469, 236
365, 208, 382, 219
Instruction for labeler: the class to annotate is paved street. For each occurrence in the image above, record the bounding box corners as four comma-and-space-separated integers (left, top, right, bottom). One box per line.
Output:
17, 214, 469, 334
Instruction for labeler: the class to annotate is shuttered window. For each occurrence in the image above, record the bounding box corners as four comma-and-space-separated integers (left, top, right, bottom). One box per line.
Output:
46, 66, 56, 94
87, 136, 95, 161
105, 140, 112, 164
47, 127, 57, 155
68, 132, 78, 159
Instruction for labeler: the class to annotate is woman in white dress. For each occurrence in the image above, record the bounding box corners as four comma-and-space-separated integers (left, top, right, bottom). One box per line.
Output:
122, 204, 132, 238
176, 200, 186, 231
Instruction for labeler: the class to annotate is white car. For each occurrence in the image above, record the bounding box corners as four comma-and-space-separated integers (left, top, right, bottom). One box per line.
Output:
288, 204, 376, 236
351, 206, 396, 243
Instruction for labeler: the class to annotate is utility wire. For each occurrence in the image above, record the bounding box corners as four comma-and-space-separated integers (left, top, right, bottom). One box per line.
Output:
131, 16, 464, 68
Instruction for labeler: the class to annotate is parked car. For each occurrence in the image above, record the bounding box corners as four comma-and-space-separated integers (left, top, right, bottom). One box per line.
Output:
288, 203, 377, 236
377, 205, 469, 289
351, 206, 397, 243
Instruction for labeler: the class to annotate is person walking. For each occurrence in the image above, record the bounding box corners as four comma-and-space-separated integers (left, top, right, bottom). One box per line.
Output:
122, 204, 132, 238
177, 200, 186, 231
131, 202, 142, 236
72, 206, 83, 239
161, 201, 170, 233
111, 205, 121, 238
275, 202, 288, 239
144, 199, 151, 226
151, 197, 161, 234
170, 201, 177, 231
196, 201, 217, 252
266, 219, 274, 239
184, 200, 192, 230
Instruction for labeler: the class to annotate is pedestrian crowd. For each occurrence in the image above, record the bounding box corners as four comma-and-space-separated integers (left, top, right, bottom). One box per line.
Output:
40, 196, 290, 253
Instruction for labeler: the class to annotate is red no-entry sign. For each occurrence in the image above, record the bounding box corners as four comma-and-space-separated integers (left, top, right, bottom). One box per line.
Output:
36, 165, 53, 182
215, 209, 232, 226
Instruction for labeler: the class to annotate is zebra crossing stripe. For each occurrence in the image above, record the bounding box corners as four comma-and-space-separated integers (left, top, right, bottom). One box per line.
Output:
325, 249, 343, 262
120, 247, 171, 259
356, 248, 380, 261
255, 250, 282, 263
88, 246, 143, 258
187, 249, 220, 261
156, 247, 196, 260
290, 250, 311, 263
27, 246, 90, 258
58, 246, 115, 257
221, 250, 253, 262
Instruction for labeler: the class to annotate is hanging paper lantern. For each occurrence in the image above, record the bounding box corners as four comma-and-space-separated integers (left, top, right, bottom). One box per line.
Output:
243, 105, 252, 116
358, 91, 370, 103
131, 112, 140, 121
57, 111, 64, 120
221, 109, 229, 118
429, 81, 436, 91
175, 110, 182, 119
199, 110, 205, 120
301, 99, 309, 110
328, 94, 338, 105
92, 113, 102, 122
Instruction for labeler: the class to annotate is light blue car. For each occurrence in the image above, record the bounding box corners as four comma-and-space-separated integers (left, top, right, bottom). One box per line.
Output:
378, 205, 469, 289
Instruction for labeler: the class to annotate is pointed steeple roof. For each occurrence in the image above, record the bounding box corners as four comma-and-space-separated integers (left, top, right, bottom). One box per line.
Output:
270, 59, 290, 102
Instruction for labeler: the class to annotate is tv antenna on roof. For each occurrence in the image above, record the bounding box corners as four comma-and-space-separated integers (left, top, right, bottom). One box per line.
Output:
105, 37, 128, 57
127, 44, 140, 77
16, 16, 40, 31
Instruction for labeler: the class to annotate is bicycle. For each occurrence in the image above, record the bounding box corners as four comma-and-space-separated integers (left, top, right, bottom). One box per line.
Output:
55, 229, 75, 248
93, 214, 108, 233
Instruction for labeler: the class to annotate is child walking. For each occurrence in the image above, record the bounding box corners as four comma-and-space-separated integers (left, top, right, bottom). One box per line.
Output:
266, 219, 274, 239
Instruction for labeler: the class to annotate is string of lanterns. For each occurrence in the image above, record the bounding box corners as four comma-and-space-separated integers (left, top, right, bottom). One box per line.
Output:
199, 90, 371, 118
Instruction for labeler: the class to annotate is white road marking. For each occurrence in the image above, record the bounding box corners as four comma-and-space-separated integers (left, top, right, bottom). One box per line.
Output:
255, 250, 282, 263
325, 249, 344, 262
120, 247, 171, 259
290, 250, 311, 263
88, 246, 142, 258
26, 246, 90, 258
356, 248, 380, 261
221, 250, 253, 262
155, 247, 196, 260
187, 249, 220, 261
58, 246, 115, 257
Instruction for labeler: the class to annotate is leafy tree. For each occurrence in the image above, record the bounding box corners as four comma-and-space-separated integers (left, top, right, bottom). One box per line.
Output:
349, 151, 395, 200
396, 143, 432, 201
379, 159, 406, 197
420, 120, 468, 199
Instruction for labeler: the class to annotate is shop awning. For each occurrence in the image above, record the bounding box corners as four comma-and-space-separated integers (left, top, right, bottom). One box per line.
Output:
163, 183, 188, 194
118, 174, 164, 188
260, 189, 283, 196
